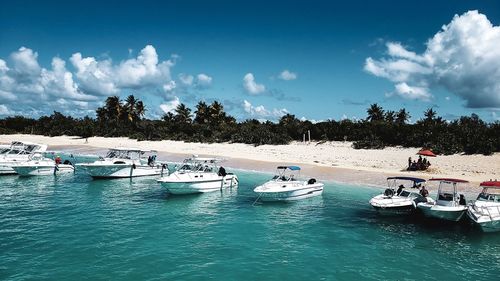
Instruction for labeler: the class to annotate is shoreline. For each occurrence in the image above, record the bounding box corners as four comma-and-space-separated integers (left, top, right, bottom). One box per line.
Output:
1, 134, 498, 192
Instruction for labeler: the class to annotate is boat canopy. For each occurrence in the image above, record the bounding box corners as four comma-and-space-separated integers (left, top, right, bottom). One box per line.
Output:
480, 181, 500, 188
277, 166, 301, 171
387, 176, 426, 183
429, 178, 469, 183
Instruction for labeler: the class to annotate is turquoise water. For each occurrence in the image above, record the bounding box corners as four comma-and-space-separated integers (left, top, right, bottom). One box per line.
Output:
1, 170, 499, 281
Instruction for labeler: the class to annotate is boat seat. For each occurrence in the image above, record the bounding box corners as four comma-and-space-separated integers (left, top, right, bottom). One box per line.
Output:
308, 178, 316, 184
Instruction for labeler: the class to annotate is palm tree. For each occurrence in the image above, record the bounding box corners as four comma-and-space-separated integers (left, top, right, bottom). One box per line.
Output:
384, 110, 395, 124
124, 95, 138, 121
366, 103, 385, 122
174, 103, 192, 123
208, 101, 225, 125
396, 109, 410, 124
104, 96, 122, 122
135, 101, 146, 119
424, 108, 437, 122
194, 101, 209, 124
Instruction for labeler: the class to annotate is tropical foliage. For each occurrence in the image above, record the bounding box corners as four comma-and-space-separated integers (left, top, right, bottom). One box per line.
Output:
0, 97, 499, 155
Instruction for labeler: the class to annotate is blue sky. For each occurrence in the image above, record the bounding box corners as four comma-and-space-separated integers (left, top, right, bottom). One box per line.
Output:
1, 0, 499, 122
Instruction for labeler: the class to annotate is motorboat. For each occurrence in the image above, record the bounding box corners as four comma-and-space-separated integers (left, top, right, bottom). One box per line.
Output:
253, 166, 323, 202
12, 152, 74, 176
157, 156, 238, 194
369, 176, 431, 215
0, 141, 48, 175
417, 178, 469, 222
43, 151, 100, 165
76, 148, 166, 178
467, 180, 500, 232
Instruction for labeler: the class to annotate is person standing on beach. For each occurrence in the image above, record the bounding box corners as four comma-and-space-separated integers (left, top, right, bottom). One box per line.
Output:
408, 157, 412, 170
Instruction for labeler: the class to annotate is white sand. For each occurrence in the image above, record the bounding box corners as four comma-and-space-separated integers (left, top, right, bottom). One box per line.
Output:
1, 134, 498, 187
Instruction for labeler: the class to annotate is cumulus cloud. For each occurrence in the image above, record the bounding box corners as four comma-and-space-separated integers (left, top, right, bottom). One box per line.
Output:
163, 80, 176, 92
385, 82, 432, 101
0, 105, 14, 115
196, 73, 212, 88
159, 96, 181, 114
70, 45, 175, 95
364, 10, 500, 108
278, 70, 297, 80
242, 100, 288, 119
243, 73, 266, 95
0, 47, 97, 116
178, 73, 194, 86
0, 45, 182, 117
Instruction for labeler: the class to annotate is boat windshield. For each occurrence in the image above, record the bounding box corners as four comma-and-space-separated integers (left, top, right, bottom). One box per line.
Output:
106, 150, 141, 160
399, 190, 419, 198
176, 158, 220, 173
477, 188, 500, 202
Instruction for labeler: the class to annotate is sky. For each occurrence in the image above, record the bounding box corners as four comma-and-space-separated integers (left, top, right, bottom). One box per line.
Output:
1, 0, 500, 122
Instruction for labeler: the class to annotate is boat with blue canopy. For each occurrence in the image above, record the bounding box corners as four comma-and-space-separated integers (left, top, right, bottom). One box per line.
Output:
369, 176, 433, 215
253, 165, 323, 202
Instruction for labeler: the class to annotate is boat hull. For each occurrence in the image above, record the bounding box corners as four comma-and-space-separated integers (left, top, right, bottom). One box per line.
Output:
417, 203, 467, 222
160, 176, 238, 194
467, 207, 500, 232
255, 184, 324, 202
0, 164, 16, 175
369, 194, 420, 215
13, 164, 74, 176
78, 164, 163, 178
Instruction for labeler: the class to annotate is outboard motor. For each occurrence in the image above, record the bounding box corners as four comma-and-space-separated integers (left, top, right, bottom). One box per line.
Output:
308, 178, 316, 184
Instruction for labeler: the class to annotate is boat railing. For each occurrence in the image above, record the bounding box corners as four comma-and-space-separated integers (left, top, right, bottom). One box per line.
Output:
473, 205, 500, 220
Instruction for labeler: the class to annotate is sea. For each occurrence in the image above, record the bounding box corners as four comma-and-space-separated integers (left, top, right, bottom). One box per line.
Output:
1, 169, 499, 281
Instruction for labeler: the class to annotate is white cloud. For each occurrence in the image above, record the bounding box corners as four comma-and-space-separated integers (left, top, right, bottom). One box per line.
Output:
243, 73, 265, 95
70, 45, 175, 95
388, 82, 432, 101
178, 73, 194, 86
0, 105, 13, 115
163, 80, 176, 92
364, 10, 500, 108
242, 100, 288, 119
159, 96, 180, 114
278, 70, 297, 80
196, 73, 212, 88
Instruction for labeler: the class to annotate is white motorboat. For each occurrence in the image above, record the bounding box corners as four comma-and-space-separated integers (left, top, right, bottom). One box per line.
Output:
417, 178, 469, 222
12, 152, 74, 176
77, 148, 166, 179
369, 177, 432, 215
467, 180, 500, 232
0, 141, 48, 175
157, 156, 238, 194
253, 166, 323, 202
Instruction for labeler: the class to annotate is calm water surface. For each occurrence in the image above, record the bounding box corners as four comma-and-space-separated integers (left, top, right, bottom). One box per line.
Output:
1, 170, 499, 280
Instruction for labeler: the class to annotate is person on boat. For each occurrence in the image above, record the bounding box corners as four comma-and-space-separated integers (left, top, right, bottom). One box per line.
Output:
55, 156, 62, 165
218, 166, 227, 177
419, 185, 429, 198
396, 184, 404, 195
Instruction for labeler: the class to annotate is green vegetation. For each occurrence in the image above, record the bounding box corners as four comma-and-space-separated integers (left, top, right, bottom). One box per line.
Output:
1, 96, 499, 155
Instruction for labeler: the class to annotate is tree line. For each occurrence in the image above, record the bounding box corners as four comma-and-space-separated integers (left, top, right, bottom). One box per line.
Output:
1, 96, 499, 155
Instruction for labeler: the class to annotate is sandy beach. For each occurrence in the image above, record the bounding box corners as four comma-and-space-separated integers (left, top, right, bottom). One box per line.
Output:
1, 134, 498, 190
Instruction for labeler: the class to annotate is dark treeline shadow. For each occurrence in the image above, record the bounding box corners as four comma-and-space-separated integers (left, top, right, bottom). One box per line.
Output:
1, 96, 499, 155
